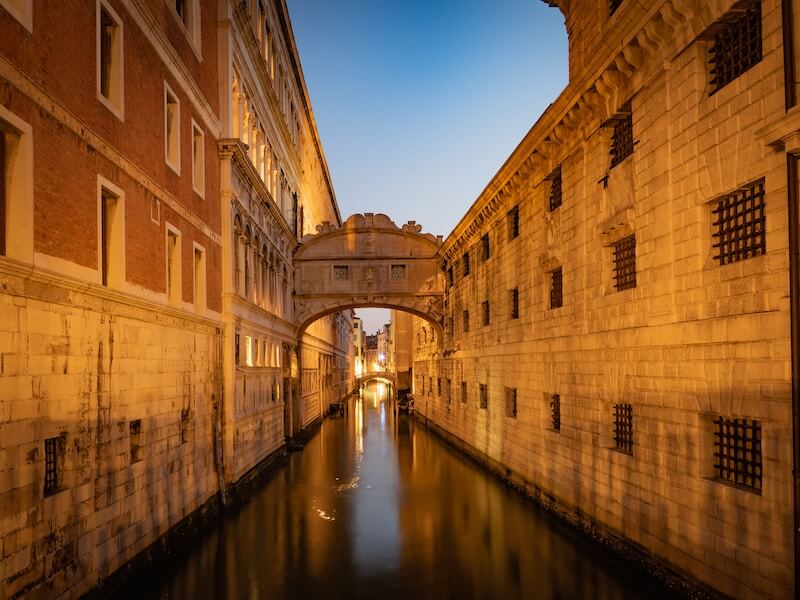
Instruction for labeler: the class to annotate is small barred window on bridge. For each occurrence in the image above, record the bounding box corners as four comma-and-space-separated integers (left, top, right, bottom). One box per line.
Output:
613, 234, 636, 291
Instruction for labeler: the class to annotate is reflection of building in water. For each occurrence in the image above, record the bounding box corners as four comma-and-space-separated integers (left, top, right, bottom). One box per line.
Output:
353, 315, 367, 377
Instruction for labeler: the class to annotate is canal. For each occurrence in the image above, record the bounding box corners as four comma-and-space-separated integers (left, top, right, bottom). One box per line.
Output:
133, 382, 674, 599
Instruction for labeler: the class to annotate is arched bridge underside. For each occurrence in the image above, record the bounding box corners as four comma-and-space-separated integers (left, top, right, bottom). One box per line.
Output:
356, 373, 397, 386
294, 213, 445, 337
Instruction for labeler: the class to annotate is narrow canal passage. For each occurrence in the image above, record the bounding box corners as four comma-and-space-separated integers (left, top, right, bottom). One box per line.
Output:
137, 382, 673, 599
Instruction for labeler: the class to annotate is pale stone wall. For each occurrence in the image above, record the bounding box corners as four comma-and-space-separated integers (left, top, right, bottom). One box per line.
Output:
414, 1, 794, 597
0, 266, 222, 599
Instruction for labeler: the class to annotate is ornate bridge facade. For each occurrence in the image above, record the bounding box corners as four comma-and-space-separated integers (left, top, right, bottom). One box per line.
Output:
293, 213, 445, 339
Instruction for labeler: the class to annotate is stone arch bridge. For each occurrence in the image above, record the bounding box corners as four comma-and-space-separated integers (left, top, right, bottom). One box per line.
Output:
294, 213, 446, 339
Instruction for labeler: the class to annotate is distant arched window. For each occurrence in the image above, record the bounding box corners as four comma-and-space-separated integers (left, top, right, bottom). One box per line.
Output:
233, 214, 243, 294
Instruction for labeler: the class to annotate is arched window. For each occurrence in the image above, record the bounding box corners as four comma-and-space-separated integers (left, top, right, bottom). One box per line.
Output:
244, 225, 252, 299
233, 214, 243, 294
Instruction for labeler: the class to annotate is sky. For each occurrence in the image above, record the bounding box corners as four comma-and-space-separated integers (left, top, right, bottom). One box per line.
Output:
286, 0, 568, 334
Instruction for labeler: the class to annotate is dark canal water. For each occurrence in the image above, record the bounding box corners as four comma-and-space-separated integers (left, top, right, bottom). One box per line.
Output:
134, 382, 673, 599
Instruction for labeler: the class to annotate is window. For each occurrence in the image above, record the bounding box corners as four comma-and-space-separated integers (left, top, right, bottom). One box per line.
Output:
482, 300, 490, 326
613, 404, 633, 455
193, 244, 206, 311
180, 408, 192, 444
510, 288, 519, 319
390, 264, 406, 280
447, 267, 454, 288
551, 394, 561, 431
98, 179, 124, 288
164, 83, 180, 173
612, 234, 636, 291
428, 377, 433, 396
609, 107, 633, 168
245, 336, 254, 367
192, 121, 205, 196
235, 333, 240, 365
437, 378, 441, 396
712, 417, 762, 492
175, 0, 187, 24
333, 265, 349, 280
166, 226, 181, 304
44, 434, 65, 497
711, 179, 766, 265
549, 167, 562, 211
479, 384, 488, 409
508, 206, 520, 239
609, 0, 623, 15
504, 387, 517, 419
461, 381, 467, 404
709, 3, 762, 95
97, 1, 124, 118
463, 309, 469, 333
130, 420, 143, 463
0, 108, 33, 263
481, 233, 490, 261
446, 379, 452, 405
463, 252, 470, 276
550, 267, 563, 309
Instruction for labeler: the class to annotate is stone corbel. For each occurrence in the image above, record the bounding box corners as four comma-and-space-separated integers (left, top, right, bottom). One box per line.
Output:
539, 253, 561, 273
597, 208, 636, 246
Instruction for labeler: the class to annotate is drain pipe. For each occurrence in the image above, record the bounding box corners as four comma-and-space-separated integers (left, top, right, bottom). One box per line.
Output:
788, 153, 800, 600
782, 3, 799, 596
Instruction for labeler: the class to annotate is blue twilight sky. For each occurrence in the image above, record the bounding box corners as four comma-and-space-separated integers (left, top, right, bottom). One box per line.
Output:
286, 0, 568, 334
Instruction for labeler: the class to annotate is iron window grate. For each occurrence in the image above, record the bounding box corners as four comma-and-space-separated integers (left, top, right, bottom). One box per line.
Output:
613, 234, 637, 291
510, 288, 519, 319
463, 252, 470, 276
463, 310, 469, 332
551, 394, 561, 431
549, 167, 562, 212
481, 234, 490, 261
44, 436, 61, 496
550, 268, 563, 309
505, 387, 517, 418
711, 179, 766, 265
613, 403, 633, 454
610, 114, 633, 168
447, 267, 454, 288
609, 0, 623, 15
479, 384, 488, 409
509, 206, 520, 239
461, 381, 467, 403
709, 3, 762, 95
713, 417, 762, 492
482, 300, 490, 326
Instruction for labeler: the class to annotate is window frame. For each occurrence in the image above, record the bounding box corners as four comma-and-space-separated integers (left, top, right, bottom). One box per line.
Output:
97, 176, 126, 289
165, 222, 182, 305
96, 0, 125, 121
164, 81, 181, 175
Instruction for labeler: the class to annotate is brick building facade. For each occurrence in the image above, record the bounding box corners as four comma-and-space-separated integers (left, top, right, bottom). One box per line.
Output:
0, 0, 351, 596
413, 1, 798, 598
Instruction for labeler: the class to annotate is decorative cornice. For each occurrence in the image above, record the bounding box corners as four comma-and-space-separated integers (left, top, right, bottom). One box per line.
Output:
442, 0, 729, 261
0, 55, 222, 246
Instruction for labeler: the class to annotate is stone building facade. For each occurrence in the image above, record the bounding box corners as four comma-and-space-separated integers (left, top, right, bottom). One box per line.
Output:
0, 0, 351, 597
413, 0, 798, 598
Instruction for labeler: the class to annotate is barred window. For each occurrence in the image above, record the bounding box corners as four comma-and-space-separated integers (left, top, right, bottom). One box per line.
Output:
609, 0, 623, 15
551, 394, 561, 431
428, 377, 433, 396
463, 309, 469, 333
235, 334, 240, 366
481, 233, 490, 261
180, 408, 191, 444
447, 267, 454, 288
437, 378, 441, 396
446, 379, 452, 404
713, 417, 762, 492
510, 288, 519, 319
463, 252, 471, 276
44, 435, 65, 497
333, 265, 349, 280
508, 206, 520, 239
711, 180, 766, 265
505, 387, 517, 419
130, 419, 143, 463
550, 267, 563, 309
549, 167, 562, 212
479, 384, 488, 409
613, 404, 633, 455
613, 234, 637, 291
709, 3, 762, 95
461, 381, 467, 403
390, 264, 406, 280
610, 111, 633, 168
482, 300, 490, 326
